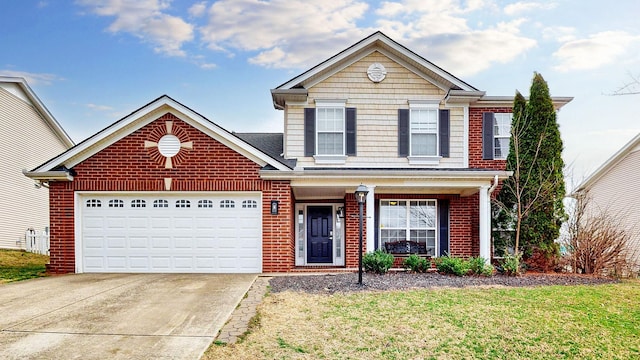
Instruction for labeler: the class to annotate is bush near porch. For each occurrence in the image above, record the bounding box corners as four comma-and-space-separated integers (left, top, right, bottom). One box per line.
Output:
0, 249, 49, 283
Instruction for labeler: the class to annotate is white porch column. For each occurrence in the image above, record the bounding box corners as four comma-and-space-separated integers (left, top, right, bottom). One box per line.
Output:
366, 185, 376, 253
479, 185, 492, 261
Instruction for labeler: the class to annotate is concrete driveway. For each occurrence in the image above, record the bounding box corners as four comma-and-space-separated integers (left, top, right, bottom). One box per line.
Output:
0, 273, 256, 360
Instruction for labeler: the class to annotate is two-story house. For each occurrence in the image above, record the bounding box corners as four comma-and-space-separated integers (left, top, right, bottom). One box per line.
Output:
1, 76, 74, 251
24, 32, 571, 274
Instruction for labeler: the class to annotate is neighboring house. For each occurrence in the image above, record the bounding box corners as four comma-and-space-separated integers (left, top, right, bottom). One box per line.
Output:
0, 76, 74, 250
24, 32, 571, 274
573, 132, 640, 269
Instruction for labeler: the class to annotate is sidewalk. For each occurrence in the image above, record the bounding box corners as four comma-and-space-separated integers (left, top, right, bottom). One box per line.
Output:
215, 276, 271, 344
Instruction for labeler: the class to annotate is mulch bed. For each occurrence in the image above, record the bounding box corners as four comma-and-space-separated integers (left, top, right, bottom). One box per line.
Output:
269, 272, 619, 294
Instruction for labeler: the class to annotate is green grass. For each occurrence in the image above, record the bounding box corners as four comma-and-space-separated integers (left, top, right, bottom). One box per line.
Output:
0, 249, 49, 283
203, 281, 640, 360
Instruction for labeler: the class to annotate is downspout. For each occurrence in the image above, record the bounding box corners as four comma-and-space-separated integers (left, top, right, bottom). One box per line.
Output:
488, 175, 499, 194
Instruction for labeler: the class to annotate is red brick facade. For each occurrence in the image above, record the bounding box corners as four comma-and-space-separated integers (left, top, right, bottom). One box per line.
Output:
468, 107, 512, 169
47, 113, 294, 273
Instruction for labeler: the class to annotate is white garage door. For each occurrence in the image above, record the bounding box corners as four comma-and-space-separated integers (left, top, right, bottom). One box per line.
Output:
79, 193, 262, 273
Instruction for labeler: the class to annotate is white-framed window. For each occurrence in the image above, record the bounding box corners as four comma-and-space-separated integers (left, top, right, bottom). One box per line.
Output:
220, 200, 235, 208
316, 106, 345, 155
379, 200, 437, 256
410, 106, 438, 156
242, 200, 257, 208
86, 199, 101, 208
176, 200, 191, 208
198, 200, 213, 208
108, 199, 124, 208
153, 199, 169, 208
493, 113, 512, 159
131, 199, 146, 208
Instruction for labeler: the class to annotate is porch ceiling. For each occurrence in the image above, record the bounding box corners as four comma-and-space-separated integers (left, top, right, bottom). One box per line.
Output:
293, 184, 481, 200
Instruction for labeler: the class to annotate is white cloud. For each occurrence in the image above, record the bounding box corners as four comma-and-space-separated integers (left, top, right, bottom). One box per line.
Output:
552, 31, 640, 72
504, 1, 557, 16
188, 1, 207, 17
542, 26, 576, 42
199, 0, 370, 68
0, 70, 61, 85
77, 0, 194, 57
371, 2, 536, 76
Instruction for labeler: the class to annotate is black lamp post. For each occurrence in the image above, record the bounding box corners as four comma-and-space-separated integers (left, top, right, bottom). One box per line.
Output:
355, 184, 369, 285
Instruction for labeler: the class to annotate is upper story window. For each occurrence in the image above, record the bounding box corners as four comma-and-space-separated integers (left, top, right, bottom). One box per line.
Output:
399, 102, 448, 163
483, 111, 512, 160
316, 107, 345, 155
410, 107, 438, 156
493, 113, 512, 159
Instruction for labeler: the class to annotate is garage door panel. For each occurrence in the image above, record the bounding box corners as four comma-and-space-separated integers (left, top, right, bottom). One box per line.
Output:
81, 193, 262, 273
129, 257, 149, 269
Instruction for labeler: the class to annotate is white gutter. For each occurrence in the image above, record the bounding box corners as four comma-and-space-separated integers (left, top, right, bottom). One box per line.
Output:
23, 169, 74, 181
489, 175, 499, 194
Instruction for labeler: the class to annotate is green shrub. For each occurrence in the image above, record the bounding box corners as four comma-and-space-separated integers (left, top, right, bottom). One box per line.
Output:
501, 253, 522, 276
403, 254, 430, 273
435, 254, 470, 276
468, 256, 495, 276
363, 250, 394, 274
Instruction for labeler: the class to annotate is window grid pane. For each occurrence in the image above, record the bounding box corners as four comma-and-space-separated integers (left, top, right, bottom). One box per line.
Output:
410, 108, 438, 156
380, 200, 437, 255
317, 107, 344, 155
493, 113, 512, 159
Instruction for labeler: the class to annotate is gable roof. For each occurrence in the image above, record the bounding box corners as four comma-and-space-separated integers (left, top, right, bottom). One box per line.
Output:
0, 76, 74, 148
271, 31, 480, 109
574, 132, 640, 194
25, 95, 293, 180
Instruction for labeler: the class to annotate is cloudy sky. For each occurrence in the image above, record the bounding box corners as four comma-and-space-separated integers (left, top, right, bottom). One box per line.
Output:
3, 1, 639, 184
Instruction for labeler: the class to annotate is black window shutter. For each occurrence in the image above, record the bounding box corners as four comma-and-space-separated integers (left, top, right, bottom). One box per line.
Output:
439, 200, 450, 257
304, 108, 315, 156
346, 107, 357, 156
439, 109, 450, 158
398, 109, 409, 157
482, 112, 494, 160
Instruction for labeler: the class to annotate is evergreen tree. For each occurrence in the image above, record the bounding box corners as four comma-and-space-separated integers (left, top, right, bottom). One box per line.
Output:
495, 72, 566, 261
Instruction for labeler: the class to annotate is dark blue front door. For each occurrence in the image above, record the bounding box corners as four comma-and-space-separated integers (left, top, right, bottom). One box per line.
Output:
307, 206, 333, 263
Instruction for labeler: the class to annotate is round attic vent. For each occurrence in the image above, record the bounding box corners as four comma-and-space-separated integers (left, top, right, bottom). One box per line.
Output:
157, 134, 181, 157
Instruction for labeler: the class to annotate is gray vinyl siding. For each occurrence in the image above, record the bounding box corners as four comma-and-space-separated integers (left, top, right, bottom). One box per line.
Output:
585, 147, 640, 266
284, 51, 465, 168
0, 87, 70, 249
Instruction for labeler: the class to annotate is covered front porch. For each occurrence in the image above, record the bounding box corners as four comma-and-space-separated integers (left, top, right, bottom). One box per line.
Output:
262, 168, 510, 268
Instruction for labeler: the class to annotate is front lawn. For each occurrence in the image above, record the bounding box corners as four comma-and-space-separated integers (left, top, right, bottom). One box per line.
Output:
205, 280, 640, 359
0, 249, 49, 283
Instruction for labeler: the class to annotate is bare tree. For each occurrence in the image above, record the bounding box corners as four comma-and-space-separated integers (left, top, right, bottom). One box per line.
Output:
610, 72, 640, 96
562, 190, 638, 277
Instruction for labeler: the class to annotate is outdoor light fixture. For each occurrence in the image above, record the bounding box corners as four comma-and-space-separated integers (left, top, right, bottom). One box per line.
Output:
270, 200, 279, 215
336, 206, 345, 218
354, 184, 369, 285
